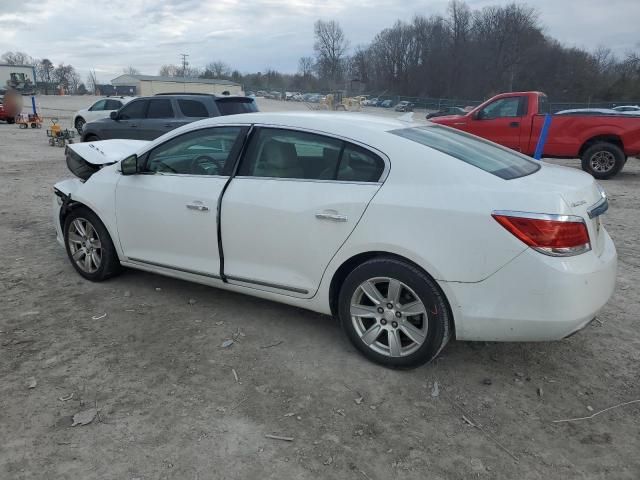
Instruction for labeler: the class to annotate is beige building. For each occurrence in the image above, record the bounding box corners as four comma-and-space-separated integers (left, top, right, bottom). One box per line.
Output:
110, 74, 242, 96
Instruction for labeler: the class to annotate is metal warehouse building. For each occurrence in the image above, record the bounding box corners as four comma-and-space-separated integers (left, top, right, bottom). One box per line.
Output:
110, 74, 243, 96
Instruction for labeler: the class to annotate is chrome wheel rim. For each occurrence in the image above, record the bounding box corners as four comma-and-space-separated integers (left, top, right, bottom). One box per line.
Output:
350, 277, 428, 357
590, 151, 615, 172
67, 218, 102, 273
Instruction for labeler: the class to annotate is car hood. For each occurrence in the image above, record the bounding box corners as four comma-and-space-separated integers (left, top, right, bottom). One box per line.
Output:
68, 139, 149, 166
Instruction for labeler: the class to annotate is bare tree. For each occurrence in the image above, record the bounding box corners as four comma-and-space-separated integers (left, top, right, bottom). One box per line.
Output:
123, 66, 141, 75
313, 20, 349, 86
1, 51, 33, 65
36, 58, 55, 94
298, 56, 314, 77
86, 69, 99, 94
204, 61, 231, 78
53, 63, 76, 93
159, 64, 180, 77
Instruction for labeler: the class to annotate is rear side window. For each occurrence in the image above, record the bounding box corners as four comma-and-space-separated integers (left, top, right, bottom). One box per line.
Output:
105, 99, 122, 110
178, 99, 209, 118
146, 99, 174, 119
337, 145, 385, 182
391, 125, 540, 180
216, 98, 258, 115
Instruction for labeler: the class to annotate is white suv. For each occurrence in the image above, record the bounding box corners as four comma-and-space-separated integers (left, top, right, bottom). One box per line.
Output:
73, 96, 135, 133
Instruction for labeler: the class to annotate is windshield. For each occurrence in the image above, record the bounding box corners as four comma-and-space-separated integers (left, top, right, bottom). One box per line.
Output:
391, 125, 540, 180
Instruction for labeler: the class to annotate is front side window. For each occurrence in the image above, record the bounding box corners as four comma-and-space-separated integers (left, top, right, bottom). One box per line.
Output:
178, 99, 209, 118
119, 100, 148, 120
89, 99, 107, 111
145, 127, 244, 176
478, 97, 524, 119
391, 125, 540, 180
146, 99, 174, 119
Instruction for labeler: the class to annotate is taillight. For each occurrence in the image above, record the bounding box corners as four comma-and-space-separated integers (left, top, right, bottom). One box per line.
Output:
492, 211, 591, 257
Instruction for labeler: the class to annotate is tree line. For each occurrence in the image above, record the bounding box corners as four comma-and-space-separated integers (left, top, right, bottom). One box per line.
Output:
3, 1, 639, 101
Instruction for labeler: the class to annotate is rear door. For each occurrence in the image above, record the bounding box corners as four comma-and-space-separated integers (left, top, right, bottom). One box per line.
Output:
138, 98, 176, 140
221, 127, 386, 297
109, 99, 148, 139
464, 96, 527, 150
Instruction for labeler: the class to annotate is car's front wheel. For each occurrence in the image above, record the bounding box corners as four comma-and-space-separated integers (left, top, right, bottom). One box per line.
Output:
75, 117, 85, 134
63, 207, 121, 281
338, 257, 451, 368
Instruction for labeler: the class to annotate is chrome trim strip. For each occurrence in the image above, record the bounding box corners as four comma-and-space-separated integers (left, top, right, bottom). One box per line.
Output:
225, 274, 309, 294
587, 197, 608, 219
491, 210, 585, 223
128, 257, 221, 279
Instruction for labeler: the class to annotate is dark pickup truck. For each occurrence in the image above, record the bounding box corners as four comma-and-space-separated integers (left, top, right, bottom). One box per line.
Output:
431, 91, 640, 179
81, 93, 258, 142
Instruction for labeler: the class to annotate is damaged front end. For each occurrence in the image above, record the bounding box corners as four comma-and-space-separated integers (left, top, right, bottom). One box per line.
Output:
65, 139, 148, 180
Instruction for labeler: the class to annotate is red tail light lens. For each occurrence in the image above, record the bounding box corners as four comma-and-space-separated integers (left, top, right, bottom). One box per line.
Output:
492, 211, 591, 257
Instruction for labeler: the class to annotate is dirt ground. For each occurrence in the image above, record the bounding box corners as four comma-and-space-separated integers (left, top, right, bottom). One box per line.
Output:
0, 96, 638, 480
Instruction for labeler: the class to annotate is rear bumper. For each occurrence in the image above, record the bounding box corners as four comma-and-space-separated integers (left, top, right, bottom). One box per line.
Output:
442, 230, 617, 341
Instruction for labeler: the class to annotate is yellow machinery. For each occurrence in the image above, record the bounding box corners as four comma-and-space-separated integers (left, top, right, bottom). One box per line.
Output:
46, 118, 75, 147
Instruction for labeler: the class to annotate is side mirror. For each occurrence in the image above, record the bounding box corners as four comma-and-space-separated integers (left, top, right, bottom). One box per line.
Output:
472, 110, 482, 120
110, 111, 118, 120
120, 154, 139, 175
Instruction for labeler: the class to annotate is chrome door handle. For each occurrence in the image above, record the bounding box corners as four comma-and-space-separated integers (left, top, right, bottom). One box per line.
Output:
186, 202, 209, 212
315, 212, 347, 222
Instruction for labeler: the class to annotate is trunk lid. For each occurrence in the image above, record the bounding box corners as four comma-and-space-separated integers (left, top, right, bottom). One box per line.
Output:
66, 139, 149, 180
513, 163, 607, 255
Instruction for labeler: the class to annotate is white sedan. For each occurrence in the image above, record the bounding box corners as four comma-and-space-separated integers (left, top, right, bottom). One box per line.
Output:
72, 96, 135, 134
53, 113, 617, 367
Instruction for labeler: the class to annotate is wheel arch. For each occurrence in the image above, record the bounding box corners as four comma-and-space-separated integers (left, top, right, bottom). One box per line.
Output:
328, 250, 456, 337
579, 134, 624, 158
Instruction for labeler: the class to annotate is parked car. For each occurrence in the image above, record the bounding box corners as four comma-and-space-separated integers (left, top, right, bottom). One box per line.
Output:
80, 94, 258, 142
431, 91, 640, 179
394, 101, 414, 112
381, 99, 394, 108
555, 108, 619, 115
73, 96, 135, 134
54, 112, 616, 368
612, 105, 640, 113
426, 106, 467, 119
245, 91, 256, 97
256, 90, 268, 97
362, 97, 378, 106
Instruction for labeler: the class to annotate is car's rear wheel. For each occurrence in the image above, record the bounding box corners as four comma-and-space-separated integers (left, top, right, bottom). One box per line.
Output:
75, 117, 85, 134
338, 257, 451, 368
63, 207, 121, 281
581, 142, 625, 179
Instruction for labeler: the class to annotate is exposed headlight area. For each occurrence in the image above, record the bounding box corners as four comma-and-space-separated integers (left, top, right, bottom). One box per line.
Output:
492, 210, 591, 257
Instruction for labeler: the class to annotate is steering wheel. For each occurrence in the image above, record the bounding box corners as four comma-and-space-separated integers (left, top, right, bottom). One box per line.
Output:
190, 155, 224, 175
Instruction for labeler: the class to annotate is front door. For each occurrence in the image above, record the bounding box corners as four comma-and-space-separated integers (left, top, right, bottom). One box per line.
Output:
109, 99, 148, 140
115, 126, 247, 276
464, 96, 527, 150
221, 127, 386, 297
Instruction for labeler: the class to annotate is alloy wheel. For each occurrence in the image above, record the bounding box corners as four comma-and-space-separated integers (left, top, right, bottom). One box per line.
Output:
350, 277, 428, 357
590, 151, 615, 173
67, 218, 102, 273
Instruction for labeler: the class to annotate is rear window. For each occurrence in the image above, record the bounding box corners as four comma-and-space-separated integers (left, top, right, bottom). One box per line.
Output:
215, 98, 258, 115
178, 99, 209, 118
391, 125, 540, 180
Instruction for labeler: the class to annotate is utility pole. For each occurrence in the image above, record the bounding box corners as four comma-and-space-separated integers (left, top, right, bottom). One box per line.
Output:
180, 53, 189, 77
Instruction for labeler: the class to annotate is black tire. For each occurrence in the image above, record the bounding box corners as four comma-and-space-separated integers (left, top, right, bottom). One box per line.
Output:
7, 117, 15, 124
75, 117, 85, 135
63, 207, 121, 281
338, 257, 452, 368
580, 142, 625, 180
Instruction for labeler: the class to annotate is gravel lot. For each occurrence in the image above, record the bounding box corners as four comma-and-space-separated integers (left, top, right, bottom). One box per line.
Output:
1, 96, 639, 479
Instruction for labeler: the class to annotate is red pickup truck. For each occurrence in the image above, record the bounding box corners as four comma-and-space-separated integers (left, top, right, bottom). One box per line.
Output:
430, 91, 640, 179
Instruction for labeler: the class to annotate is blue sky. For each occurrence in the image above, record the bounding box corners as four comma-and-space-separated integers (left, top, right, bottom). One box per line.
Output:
1, 0, 638, 82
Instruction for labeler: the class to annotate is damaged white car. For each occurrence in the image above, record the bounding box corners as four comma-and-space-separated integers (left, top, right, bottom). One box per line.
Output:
53, 113, 616, 367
